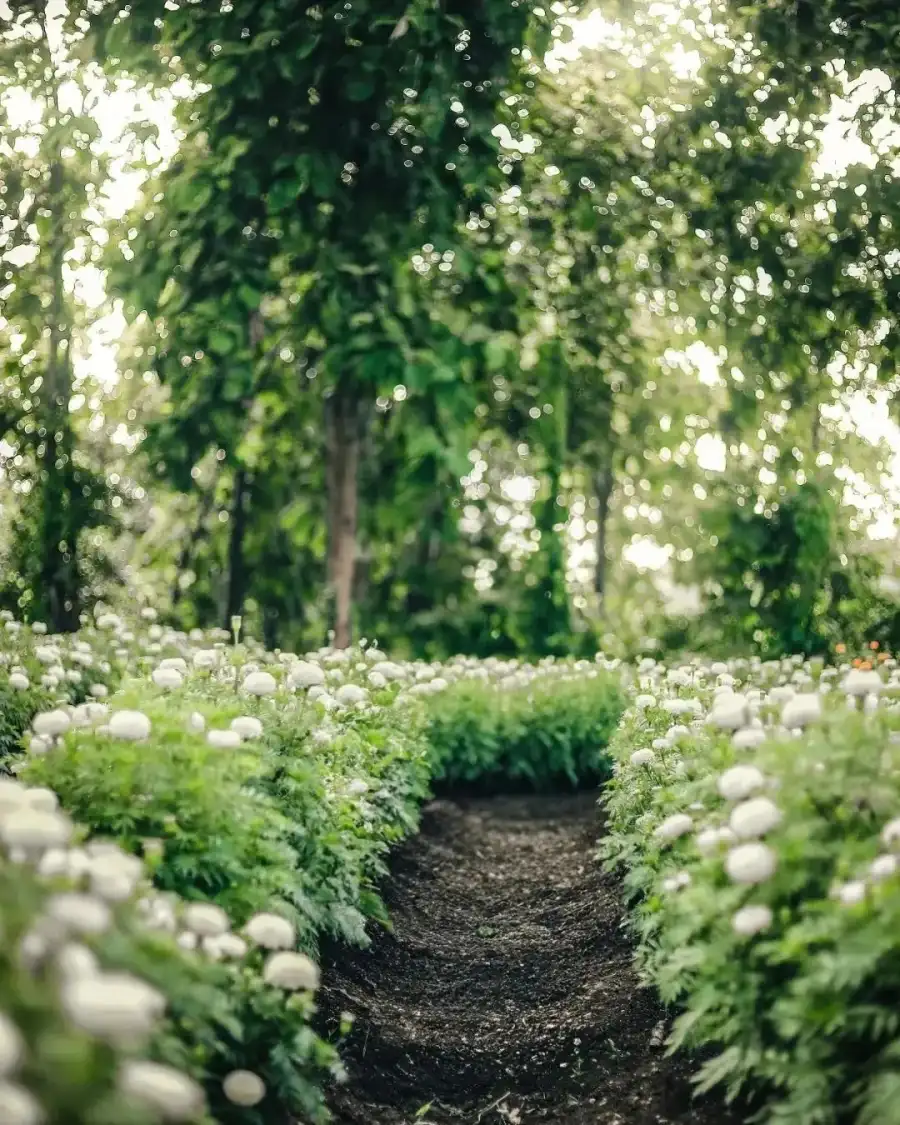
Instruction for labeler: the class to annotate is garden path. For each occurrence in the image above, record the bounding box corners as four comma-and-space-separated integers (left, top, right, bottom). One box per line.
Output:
319, 792, 743, 1125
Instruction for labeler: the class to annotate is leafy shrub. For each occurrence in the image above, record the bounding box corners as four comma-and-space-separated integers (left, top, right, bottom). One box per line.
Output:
603, 658, 900, 1125
426, 665, 625, 789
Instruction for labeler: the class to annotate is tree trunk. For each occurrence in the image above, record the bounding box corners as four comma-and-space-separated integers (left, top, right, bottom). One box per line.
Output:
593, 463, 614, 602
325, 379, 362, 648
223, 468, 248, 628
40, 142, 79, 632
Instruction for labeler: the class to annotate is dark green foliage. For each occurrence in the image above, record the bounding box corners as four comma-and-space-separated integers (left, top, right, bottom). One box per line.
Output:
426, 670, 626, 789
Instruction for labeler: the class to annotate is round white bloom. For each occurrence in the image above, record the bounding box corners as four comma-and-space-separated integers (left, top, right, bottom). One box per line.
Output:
653, 813, 693, 844
1, 808, 72, 852
336, 683, 367, 706
731, 904, 773, 936
870, 853, 898, 881
96, 613, 121, 630
108, 711, 151, 741
152, 667, 183, 690
223, 1070, 266, 1107
288, 661, 326, 689
119, 1061, 205, 1121
187, 712, 205, 733
695, 827, 722, 855
881, 817, 900, 846
183, 903, 230, 937
717, 765, 766, 802
244, 912, 295, 950
863, 693, 880, 716
56, 943, 99, 980
634, 694, 657, 710
781, 692, 822, 729
630, 749, 655, 766
230, 716, 263, 740
31, 710, 70, 738
263, 951, 320, 991
176, 931, 198, 952
27, 737, 51, 757
0, 1014, 23, 1078
842, 668, 883, 697
732, 727, 766, 750
370, 660, 405, 682
8, 674, 29, 691
62, 973, 165, 1042
25, 788, 58, 814
729, 797, 782, 839
724, 842, 777, 885
206, 933, 247, 960
243, 671, 277, 696
159, 657, 188, 673
89, 683, 108, 699
837, 880, 866, 906
0, 1082, 43, 1125
207, 729, 241, 749
47, 892, 112, 935
708, 694, 749, 731
192, 649, 219, 670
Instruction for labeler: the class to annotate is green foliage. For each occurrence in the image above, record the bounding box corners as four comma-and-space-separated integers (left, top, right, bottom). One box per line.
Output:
603, 665, 900, 1124
426, 666, 625, 789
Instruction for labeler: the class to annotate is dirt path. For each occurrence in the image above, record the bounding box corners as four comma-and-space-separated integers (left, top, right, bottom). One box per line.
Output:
319, 793, 743, 1125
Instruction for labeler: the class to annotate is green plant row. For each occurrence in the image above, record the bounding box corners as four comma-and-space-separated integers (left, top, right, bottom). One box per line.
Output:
0, 617, 626, 1125
601, 657, 900, 1125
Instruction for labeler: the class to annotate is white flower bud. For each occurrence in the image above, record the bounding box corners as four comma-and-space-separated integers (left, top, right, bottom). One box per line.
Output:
731, 904, 773, 936
119, 1061, 205, 1121
263, 951, 320, 991
108, 711, 151, 741
223, 1070, 266, 1107
717, 765, 765, 802
724, 842, 777, 885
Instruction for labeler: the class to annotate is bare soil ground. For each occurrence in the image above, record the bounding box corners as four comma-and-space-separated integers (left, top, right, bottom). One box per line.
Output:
318, 792, 745, 1125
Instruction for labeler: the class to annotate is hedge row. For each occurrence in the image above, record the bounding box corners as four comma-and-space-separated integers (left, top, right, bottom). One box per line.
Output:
602, 654, 900, 1125
0, 615, 625, 1125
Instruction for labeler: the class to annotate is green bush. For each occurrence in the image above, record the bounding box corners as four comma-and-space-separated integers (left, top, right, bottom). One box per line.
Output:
602, 664, 900, 1125
426, 665, 625, 788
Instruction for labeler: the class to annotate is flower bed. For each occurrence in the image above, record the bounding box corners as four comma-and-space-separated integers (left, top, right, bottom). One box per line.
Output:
602, 654, 900, 1125
0, 613, 625, 1124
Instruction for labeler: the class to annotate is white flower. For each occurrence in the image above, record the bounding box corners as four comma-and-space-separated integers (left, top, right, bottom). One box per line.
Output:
717, 765, 766, 802
108, 711, 152, 741
870, 854, 898, 881
183, 903, 230, 937
204, 933, 247, 960
119, 1061, 205, 1121
729, 797, 782, 839
230, 716, 263, 740
25, 788, 58, 814
27, 737, 51, 757
695, 827, 722, 855
863, 693, 880, 715
263, 951, 320, 991
187, 712, 205, 733
336, 683, 367, 706
192, 649, 219, 670
708, 693, 749, 731
46, 893, 112, 935
0, 808, 72, 852
842, 668, 883, 697
244, 912, 295, 950
630, 749, 655, 766
346, 779, 369, 797
243, 671, 277, 696
732, 726, 766, 750
223, 1070, 267, 1107
731, 904, 773, 936
725, 842, 777, 885
653, 813, 693, 843
31, 710, 70, 737
56, 943, 99, 980
780, 692, 822, 730
881, 817, 900, 847
8, 674, 29, 691
89, 683, 108, 699
367, 671, 387, 688
634, 693, 657, 710
207, 729, 241, 749
0, 1014, 23, 1078
837, 880, 866, 906
370, 660, 405, 682
159, 657, 188, 673
62, 973, 165, 1043
0, 1082, 43, 1125
152, 667, 183, 690
288, 661, 326, 689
